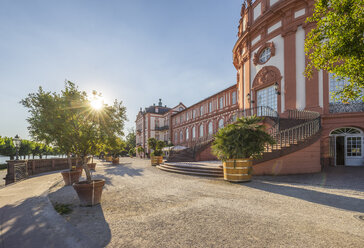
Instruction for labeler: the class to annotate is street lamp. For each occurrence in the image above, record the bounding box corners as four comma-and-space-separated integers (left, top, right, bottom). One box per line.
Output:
274, 82, 281, 95
13, 134, 21, 160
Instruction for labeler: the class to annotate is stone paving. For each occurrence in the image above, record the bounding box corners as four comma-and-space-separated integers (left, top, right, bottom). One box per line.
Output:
50, 158, 364, 247
1, 158, 364, 247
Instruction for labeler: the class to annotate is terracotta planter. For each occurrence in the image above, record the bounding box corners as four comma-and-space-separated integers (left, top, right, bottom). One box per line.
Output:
151, 156, 163, 166
87, 163, 96, 170
105, 156, 113, 162
223, 159, 252, 183
61, 170, 82, 186
112, 157, 119, 164
73, 180, 105, 206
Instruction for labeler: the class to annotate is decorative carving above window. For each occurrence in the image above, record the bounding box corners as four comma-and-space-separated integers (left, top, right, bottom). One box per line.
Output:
252, 66, 282, 90
253, 42, 275, 65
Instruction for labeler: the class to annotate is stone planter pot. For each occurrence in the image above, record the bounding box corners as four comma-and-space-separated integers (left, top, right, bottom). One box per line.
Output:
87, 163, 96, 170
73, 180, 105, 206
61, 170, 82, 186
112, 158, 119, 164
151, 156, 163, 166
223, 159, 252, 183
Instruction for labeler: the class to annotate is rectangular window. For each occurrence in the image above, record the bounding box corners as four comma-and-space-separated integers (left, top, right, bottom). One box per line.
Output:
232, 91, 237, 105
193, 109, 196, 119
186, 112, 189, 121
200, 106, 204, 116
209, 102, 212, 112
347, 137, 362, 157
219, 97, 224, 109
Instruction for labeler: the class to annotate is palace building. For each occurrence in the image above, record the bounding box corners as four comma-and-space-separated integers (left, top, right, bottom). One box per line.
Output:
138, 0, 364, 173
135, 99, 185, 157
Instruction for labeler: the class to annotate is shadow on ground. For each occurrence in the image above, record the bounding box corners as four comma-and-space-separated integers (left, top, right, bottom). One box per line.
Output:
255, 166, 364, 192
103, 164, 144, 178
0, 193, 107, 248
245, 181, 364, 213
48, 184, 112, 247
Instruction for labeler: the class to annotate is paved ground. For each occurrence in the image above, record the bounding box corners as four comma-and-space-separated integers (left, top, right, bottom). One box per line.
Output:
1, 158, 364, 247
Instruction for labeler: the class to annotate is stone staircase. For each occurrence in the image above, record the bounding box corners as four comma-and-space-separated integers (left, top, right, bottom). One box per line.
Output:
157, 162, 223, 177
160, 108, 322, 177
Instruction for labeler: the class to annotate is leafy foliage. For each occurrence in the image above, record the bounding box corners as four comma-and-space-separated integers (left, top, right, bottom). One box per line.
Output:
21, 81, 127, 182
0, 136, 57, 160
147, 138, 165, 156
211, 116, 275, 161
305, 0, 364, 102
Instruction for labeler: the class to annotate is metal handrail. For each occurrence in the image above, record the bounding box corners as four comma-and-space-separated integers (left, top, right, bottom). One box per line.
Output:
265, 110, 321, 152
178, 107, 321, 156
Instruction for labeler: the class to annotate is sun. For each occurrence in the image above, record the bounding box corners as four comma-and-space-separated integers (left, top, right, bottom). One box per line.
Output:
90, 98, 103, 110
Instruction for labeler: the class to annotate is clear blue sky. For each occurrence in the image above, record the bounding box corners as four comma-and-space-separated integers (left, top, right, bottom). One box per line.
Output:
0, 0, 241, 140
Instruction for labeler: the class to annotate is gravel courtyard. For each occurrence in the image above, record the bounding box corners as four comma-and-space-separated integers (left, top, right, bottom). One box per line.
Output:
49, 158, 364, 248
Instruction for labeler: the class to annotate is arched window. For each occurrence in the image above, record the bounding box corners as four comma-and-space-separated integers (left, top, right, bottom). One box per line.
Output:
186, 128, 189, 140
192, 126, 196, 139
208, 122, 213, 135
218, 119, 224, 129
199, 125, 204, 137
330, 127, 362, 135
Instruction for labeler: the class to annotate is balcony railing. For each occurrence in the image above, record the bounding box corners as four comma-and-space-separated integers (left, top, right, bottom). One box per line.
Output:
329, 102, 364, 114
155, 125, 169, 131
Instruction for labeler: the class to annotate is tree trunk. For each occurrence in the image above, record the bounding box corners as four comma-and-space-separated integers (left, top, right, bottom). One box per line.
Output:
67, 153, 72, 170
82, 156, 92, 183
91, 155, 94, 163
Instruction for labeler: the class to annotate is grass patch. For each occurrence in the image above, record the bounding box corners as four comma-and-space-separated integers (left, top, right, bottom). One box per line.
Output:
54, 203, 73, 215
0, 164, 7, 170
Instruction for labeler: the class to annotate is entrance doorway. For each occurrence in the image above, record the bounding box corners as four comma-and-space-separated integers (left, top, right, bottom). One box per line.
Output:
335, 136, 345, 166
330, 127, 364, 167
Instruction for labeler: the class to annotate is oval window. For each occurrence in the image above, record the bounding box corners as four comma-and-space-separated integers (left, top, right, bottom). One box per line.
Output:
259, 47, 271, 64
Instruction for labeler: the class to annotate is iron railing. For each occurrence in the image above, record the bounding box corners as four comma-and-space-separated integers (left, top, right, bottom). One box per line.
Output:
155, 125, 169, 131
265, 109, 321, 152
178, 107, 321, 156
329, 102, 364, 113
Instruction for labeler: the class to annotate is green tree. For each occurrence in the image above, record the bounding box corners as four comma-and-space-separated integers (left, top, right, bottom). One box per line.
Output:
305, 0, 364, 102
19, 140, 33, 160
125, 129, 136, 152
0, 137, 16, 160
22, 81, 127, 182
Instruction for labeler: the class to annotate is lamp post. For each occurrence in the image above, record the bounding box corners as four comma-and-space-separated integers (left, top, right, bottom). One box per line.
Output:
274, 82, 281, 95
13, 134, 21, 160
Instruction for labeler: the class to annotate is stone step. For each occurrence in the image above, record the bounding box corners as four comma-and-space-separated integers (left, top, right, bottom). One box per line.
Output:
157, 164, 223, 177
163, 162, 222, 171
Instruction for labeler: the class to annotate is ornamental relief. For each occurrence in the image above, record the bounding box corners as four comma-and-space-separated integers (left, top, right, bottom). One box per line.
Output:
252, 66, 282, 90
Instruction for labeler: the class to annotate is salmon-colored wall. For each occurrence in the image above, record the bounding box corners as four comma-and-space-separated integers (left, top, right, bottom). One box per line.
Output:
196, 146, 217, 161
253, 140, 321, 175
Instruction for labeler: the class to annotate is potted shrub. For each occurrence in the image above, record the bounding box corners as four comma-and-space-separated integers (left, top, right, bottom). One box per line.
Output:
212, 116, 275, 183
106, 137, 125, 164
22, 82, 127, 206
148, 138, 165, 166
128, 148, 136, 158
137, 146, 145, 158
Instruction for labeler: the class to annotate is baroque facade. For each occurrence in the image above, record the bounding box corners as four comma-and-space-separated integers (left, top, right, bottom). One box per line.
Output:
171, 85, 238, 147
135, 99, 185, 157
138, 0, 364, 171
234, 0, 364, 168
